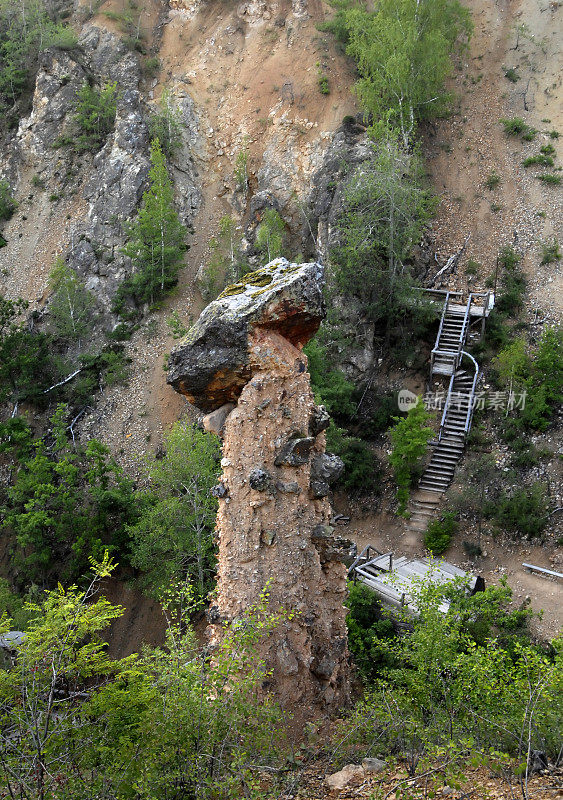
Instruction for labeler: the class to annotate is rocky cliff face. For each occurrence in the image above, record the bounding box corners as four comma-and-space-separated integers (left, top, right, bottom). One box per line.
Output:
168, 259, 350, 712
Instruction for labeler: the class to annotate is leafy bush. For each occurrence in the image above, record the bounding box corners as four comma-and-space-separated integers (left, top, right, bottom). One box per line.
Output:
318, 73, 330, 94
48, 258, 97, 344
523, 153, 555, 168
128, 422, 221, 600
537, 173, 561, 185
255, 208, 285, 261
305, 338, 356, 422
504, 67, 519, 82
424, 511, 457, 554
495, 245, 526, 316
486, 483, 549, 539
484, 170, 501, 189
1, 405, 139, 583
500, 116, 536, 140
540, 237, 561, 264
346, 581, 396, 679
0, 566, 287, 800
73, 80, 117, 151
0, 179, 16, 219
389, 401, 433, 514
337, 580, 561, 777
326, 424, 381, 494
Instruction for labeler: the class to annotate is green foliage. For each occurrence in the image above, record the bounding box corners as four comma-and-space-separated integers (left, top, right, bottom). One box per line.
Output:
485, 483, 550, 539
317, 73, 330, 94
495, 245, 526, 316
166, 309, 188, 339
537, 172, 561, 185
424, 511, 457, 554
492, 326, 563, 431
0, 179, 16, 219
148, 89, 182, 160
326, 424, 381, 494
484, 170, 501, 189
500, 116, 536, 140
0, 405, 138, 583
523, 152, 555, 168
504, 67, 519, 82
540, 237, 561, 264
0, 569, 287, 800
201, 215, 243, 299
346, 581, 396, 680
340, 0, 472, 145
255, 207, 285, 261
0, 295, 54, 408
129, 422, 220, 600
339, 578, 561, 775
48, 258, 97, 345
73, 80, 117, 151
331, 137, 435, 353
304, 337, 356, 422
114, 138, 186, 315
0, 579, 38, 629
0, 0, 77, 120
389, 401, 433, 514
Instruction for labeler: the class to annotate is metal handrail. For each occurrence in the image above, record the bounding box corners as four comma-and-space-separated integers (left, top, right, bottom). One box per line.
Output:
438, 371, 456, 441
348, 544, 383, 576
455, 293, 473, 369
460, 350, 479, 434
431, 291, 450, 375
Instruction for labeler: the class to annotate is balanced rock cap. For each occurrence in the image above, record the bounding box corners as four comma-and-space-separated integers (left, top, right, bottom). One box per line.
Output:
167, 258, 325, 411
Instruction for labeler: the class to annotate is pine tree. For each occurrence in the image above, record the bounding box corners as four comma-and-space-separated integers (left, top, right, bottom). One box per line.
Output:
117, 138, 186, 312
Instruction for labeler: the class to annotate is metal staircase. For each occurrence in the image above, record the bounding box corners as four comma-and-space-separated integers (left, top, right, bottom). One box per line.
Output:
418, 291, 482, 495
419, 360, 478, 493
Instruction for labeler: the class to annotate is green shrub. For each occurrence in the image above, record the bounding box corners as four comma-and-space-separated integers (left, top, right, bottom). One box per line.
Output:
148, 89, 182, 160
326, 424, 381, 494
346, 581, 396, 680
486, 483, 549, 539
541, 143, 556, 156
538, 173, 561, 185
318, 73, 330, 94
549, 129, 559, 139
495, 245, 526, 316
540, 237, 561, 264
504, 67, 519, 82
523, 153, 555, 168
304, 338, 356, 422
389, 401, 433, 514
500, 117, 536, 140
484, 170, 501, 189
424, 511, 457, 554
73, 80, 118, 151
0, 180, 16, 220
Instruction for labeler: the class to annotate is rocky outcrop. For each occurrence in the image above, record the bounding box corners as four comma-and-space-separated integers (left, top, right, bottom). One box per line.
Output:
168, 258, 325, 411
168, 259, 350, 713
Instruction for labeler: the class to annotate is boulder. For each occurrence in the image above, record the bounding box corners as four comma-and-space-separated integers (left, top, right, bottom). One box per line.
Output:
362, 757, 386, 774
202, 403, 235, 436
325, 764, 364, 790
310, 453, 344, 497
167, 258, 325, 411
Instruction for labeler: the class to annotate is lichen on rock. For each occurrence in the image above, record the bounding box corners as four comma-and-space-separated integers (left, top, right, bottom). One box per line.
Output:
167, 258, 325, 411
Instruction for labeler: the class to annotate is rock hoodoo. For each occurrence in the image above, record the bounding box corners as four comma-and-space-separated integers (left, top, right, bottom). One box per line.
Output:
168, 258, 350, 711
